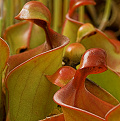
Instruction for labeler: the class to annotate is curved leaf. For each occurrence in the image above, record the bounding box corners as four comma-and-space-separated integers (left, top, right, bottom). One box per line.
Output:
6, 47, 64, 121
63, 0, 120, 73
5, 1, 69, 121
54, 48, 115, 121
87, 69, 120, 101
0, 37, 9, 120
85, 78, 119, 106
78, 23, 120, 73
7, 28, 68, 72
7, 1, 69, 72
62, 0, 96, 45
15, 1, 51, 24
77, 23, 120, 101
46, 66, 76, 87
0, 38, 10, 74
47, 66, 119, 106
4, 21, 46, 55
62, 0, 120, 101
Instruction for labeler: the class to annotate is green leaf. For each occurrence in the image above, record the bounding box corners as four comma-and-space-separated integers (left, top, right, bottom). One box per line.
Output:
0, 38, 9, 73
47, 66, 119, 106
77, 23, 120, 101
62, 18, 81, 46
0, 38, 9, 121
62, 0, 96, 47
7, 1, 69, 72
62, 0, 120, 102
5, 1, 69, 121
87, 70, 120, 101
15, 1, 51, 25
4, 21, 46, 55
6, 46, 64, 120
79, 24, 120, 73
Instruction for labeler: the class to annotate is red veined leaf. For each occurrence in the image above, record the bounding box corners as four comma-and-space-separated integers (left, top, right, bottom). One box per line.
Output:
5, 1, 69, 121
46, 65, 119, 106
77, 23, 120, 101
7, 1, 69, 72
77, 23, 120, 73
54, 48, 115, 121
62, 0, 120, 102
62, 0, 96, 46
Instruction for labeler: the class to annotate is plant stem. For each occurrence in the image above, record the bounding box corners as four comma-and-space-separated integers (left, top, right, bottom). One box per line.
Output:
0, 0, 3, 37
0, 19, 2, 37
6, 0, 14, 28
48, 0, 53, 19
63, 0, 69, 21
20, 0, 25, 9
48, 0, 53, 12
98, 0, 112, 30
108, 1, 118, 27
86, 5, 97, 25
53, 0, 62, 32
38, 0, 48, 6
25, 0, 30, 2
79, 6, 85, 23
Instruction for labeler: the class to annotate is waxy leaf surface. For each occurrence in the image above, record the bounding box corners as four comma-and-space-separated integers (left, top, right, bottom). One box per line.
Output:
4, 21, 46, 55
62, 0, 120, 101
78, 24, 120, 101
5, 1, 69, 121
62, 0, 96, 46
7, 1, 69, 72
0, 38, 9, 121
54, 48, 118, 121
0, 38, 10, 74
79, 24, 120, 73
6, 48, 63, 121
47, 66, 119, 106
46, 66, 76, 87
